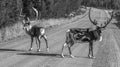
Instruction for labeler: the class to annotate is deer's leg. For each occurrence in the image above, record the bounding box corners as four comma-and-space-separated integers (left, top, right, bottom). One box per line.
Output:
35, 37, 38, 48
88, 41, 95, 59
68, 44, 75, 58
37, 37, 41, 52
35, 37, 40, 52
91, 42, 95, 59
88, 41, 92, 58
43, 35, 49, 52
61, 43, 67, 58
29, 37, 33, 51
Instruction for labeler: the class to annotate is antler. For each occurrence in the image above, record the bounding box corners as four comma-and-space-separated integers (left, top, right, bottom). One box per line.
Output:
20, 7, 38, 24
88, 8, 97, 25
102, 10, 114, 28
19, 8, 30, 24
32, 7, 38, 20
19, 8, 25, 24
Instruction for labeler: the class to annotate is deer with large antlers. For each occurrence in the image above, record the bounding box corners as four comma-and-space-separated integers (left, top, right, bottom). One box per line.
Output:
20, 7, 49, 52
61, 8, 114, 59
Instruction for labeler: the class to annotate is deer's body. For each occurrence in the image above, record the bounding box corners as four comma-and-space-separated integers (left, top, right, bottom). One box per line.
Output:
20, 7, 49, 52
65, 28, 102, 44
23, 24, 48, 52
61, 8, 113, 59
25, 25, 45, 37
61, 27, 102, 58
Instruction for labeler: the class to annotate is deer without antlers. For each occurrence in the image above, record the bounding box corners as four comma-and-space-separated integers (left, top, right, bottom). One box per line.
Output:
61, 8, 114, 59
20, 7, 49, 52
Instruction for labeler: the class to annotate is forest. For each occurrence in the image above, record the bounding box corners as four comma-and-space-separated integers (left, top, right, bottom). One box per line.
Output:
0, 0, 120, 28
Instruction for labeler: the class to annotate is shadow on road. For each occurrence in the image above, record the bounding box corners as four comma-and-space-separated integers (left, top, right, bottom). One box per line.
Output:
18, 52, 91, 59
17, 52, 62, 58
0, 48, 62, 58
0, 48, 91, 59
0, 48, 25, 52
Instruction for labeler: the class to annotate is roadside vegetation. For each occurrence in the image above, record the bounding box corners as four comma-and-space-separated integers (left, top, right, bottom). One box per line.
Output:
0, 0, 120, 42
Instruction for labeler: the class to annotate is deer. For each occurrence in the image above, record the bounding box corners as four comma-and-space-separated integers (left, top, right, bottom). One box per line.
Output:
61, 8, 114, 59
20, 7, 49, 52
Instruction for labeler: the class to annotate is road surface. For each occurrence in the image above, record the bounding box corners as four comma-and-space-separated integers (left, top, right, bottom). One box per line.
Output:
0, 8, 120, 67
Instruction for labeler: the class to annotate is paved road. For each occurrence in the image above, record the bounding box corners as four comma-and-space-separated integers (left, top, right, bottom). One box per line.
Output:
0, 8, 120, 67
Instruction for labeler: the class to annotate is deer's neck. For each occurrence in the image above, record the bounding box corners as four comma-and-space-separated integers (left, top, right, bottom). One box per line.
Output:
25, 25, 33, 35
26, 25, 32, 31
91, 30, 101, 41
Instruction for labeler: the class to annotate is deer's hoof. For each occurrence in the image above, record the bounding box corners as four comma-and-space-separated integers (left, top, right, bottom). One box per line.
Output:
29, 48, 33, 51
91, 56, 96, 59
88, 55, 95, 59
47, 48, 49, 52
70, 55, 75, 58
37, 49, 41, 52
61, 53, 65, 58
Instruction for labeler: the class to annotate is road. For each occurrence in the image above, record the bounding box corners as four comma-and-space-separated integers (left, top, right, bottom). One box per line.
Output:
0, 8, 120, 67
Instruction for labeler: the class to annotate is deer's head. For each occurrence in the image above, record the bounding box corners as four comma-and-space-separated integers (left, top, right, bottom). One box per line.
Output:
88, 8, 114, 34
19, 7, 38, 31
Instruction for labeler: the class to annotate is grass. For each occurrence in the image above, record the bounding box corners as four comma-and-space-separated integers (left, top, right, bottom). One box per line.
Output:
0, 8, 87, 43
0, 17, 74, 43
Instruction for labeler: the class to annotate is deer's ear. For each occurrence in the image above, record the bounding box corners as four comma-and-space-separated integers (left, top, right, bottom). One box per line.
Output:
27, 17, 30, 21
22, 20, 25, 24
